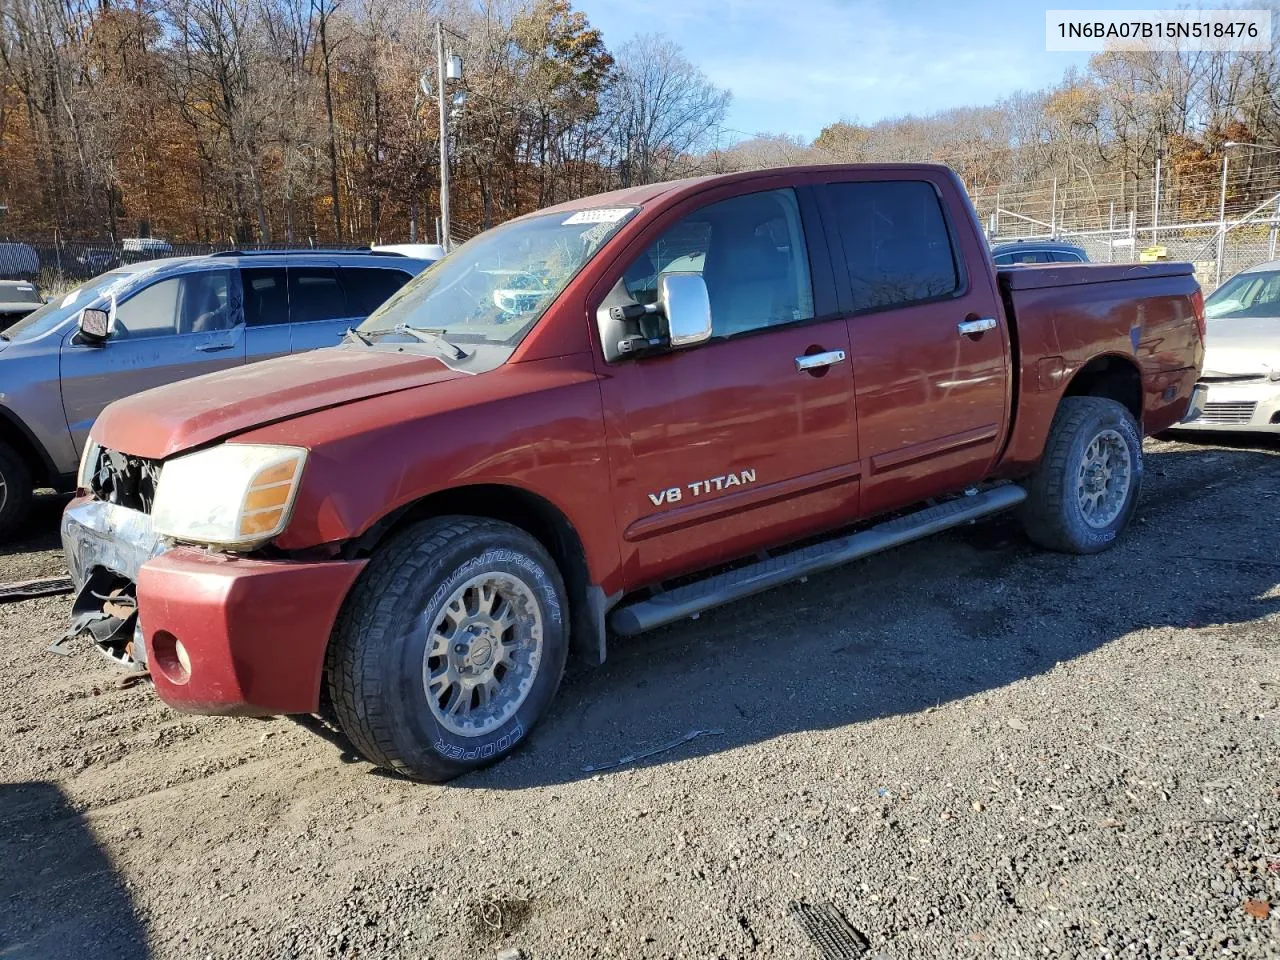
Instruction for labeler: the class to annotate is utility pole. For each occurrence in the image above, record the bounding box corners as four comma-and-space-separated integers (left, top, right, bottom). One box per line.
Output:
1271, 194, 1279, 261
1108, 201, 1115, 263
430, 23, 466, 251
1152, 152, 1162, 246
1216, 151, 1229, 284
1050, 178, 1057, 238
436, 21, 451, 251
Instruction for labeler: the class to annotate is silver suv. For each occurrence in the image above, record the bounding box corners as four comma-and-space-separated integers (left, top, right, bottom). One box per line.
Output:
0, 250, 433, 537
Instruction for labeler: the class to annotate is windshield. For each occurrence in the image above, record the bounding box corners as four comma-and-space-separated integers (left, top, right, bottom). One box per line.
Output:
359, 207, 636, 346
1204, 270, 1280, 320
5, 270, 134, 341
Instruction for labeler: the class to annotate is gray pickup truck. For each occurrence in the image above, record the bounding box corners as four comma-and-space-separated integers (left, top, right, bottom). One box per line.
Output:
0, 249, 431, 537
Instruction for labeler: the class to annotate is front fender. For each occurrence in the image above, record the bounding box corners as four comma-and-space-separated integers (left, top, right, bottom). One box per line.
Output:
231, 356, 624, 595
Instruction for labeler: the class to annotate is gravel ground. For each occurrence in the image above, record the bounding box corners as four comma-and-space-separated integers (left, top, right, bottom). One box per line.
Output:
1, 435, 1278, 960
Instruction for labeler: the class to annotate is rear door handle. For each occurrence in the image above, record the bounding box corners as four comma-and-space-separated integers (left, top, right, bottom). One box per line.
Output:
958, 317, 998, 336
795, 350, 846, 372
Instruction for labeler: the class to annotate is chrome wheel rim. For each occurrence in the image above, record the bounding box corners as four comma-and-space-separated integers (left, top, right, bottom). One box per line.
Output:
0, 472, 8, 514
422, 571, 543, 737
1076, 428, 1131, 528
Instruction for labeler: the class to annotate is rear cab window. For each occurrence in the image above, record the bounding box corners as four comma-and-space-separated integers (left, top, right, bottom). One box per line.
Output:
824, 180, 961, 312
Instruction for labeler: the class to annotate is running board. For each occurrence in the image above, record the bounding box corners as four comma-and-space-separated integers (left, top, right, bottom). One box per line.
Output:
608, 484, 1027, 637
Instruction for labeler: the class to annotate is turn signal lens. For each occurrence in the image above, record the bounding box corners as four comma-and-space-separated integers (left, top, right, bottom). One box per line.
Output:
237, 458, 306, 540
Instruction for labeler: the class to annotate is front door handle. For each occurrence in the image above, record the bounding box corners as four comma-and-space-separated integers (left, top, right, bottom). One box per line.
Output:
958, 317, 998, 336
196, 341, 235, 353
795, 349, 846, 372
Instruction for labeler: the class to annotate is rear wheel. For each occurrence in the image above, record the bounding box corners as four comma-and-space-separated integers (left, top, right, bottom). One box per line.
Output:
326, 516, 568, 782
1020, 396, 1143, 554
0, 441, 34, 541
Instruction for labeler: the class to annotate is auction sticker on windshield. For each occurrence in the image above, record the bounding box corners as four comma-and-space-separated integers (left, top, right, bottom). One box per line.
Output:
563, 208, 632, 225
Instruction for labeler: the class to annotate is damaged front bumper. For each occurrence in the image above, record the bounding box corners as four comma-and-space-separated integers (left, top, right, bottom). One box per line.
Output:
60, 497, 167, 669
60, 495, 368, 716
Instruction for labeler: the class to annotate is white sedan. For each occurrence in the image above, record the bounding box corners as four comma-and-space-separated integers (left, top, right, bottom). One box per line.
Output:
1180, 261, 1280, 433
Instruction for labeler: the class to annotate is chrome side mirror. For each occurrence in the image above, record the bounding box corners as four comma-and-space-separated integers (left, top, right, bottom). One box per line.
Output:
659, 273, 712, 348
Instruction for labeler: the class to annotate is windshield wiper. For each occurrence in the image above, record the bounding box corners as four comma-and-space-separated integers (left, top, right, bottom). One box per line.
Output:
342, 327, 372, 346
393, 324, 467, 360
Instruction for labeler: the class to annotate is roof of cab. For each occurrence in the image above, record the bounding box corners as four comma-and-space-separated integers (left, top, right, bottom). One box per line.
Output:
529, 163, 961, 218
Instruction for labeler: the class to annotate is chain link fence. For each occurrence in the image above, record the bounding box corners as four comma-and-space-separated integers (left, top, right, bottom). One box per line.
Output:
973, 159, 1280, 292
985, 211, 1280, 293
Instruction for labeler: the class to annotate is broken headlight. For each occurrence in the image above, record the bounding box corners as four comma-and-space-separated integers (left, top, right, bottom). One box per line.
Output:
151, 443, 308, 550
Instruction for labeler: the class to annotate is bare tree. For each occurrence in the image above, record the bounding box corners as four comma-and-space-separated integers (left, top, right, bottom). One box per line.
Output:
605, 33, 729, 186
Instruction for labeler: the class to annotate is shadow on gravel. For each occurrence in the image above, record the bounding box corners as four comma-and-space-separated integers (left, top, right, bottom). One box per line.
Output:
448, 441, 1280, 790
0, 491, 70, 556
0, 781, 149, 959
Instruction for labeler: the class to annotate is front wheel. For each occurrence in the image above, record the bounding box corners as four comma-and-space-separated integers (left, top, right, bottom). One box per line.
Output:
326, 517, 569, 782
1019, 396, 1143, 554
0, 441, 34, 541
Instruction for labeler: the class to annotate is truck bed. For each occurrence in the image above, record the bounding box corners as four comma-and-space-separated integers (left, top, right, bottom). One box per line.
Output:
994, 259, 1204, 476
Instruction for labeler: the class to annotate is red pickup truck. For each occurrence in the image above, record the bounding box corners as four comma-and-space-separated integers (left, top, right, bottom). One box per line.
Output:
61, 164, 1206, 782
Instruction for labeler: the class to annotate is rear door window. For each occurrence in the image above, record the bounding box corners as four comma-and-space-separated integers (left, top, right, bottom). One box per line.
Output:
826, 180, 961, 312
179, 270, 233, 332
288, 267, 347, 323
1050, 250, 1085, 263
339, 267, 413, 316
241, 267, 288, 326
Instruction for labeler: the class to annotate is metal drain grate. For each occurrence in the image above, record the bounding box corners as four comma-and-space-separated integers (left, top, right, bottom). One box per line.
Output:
788, 901, 870, 959
0, 575, 73, 603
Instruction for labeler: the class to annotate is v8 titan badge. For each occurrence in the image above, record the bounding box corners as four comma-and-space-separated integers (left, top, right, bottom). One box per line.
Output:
648, 468, 757, 507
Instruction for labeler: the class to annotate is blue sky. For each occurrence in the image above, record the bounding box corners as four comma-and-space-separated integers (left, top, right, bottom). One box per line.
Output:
574, 0, 1181, 141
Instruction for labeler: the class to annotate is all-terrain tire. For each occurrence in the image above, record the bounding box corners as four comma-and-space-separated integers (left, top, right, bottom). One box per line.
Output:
1019, 396, 1143, 555
325, 516, 569, 782
0, 441, 34, 541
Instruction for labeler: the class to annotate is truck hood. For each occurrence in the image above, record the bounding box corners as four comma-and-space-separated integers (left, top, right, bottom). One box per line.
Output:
93, 347, 466, 460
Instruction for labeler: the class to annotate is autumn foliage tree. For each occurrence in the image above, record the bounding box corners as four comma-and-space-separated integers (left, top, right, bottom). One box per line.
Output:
0, 0, 730, 242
